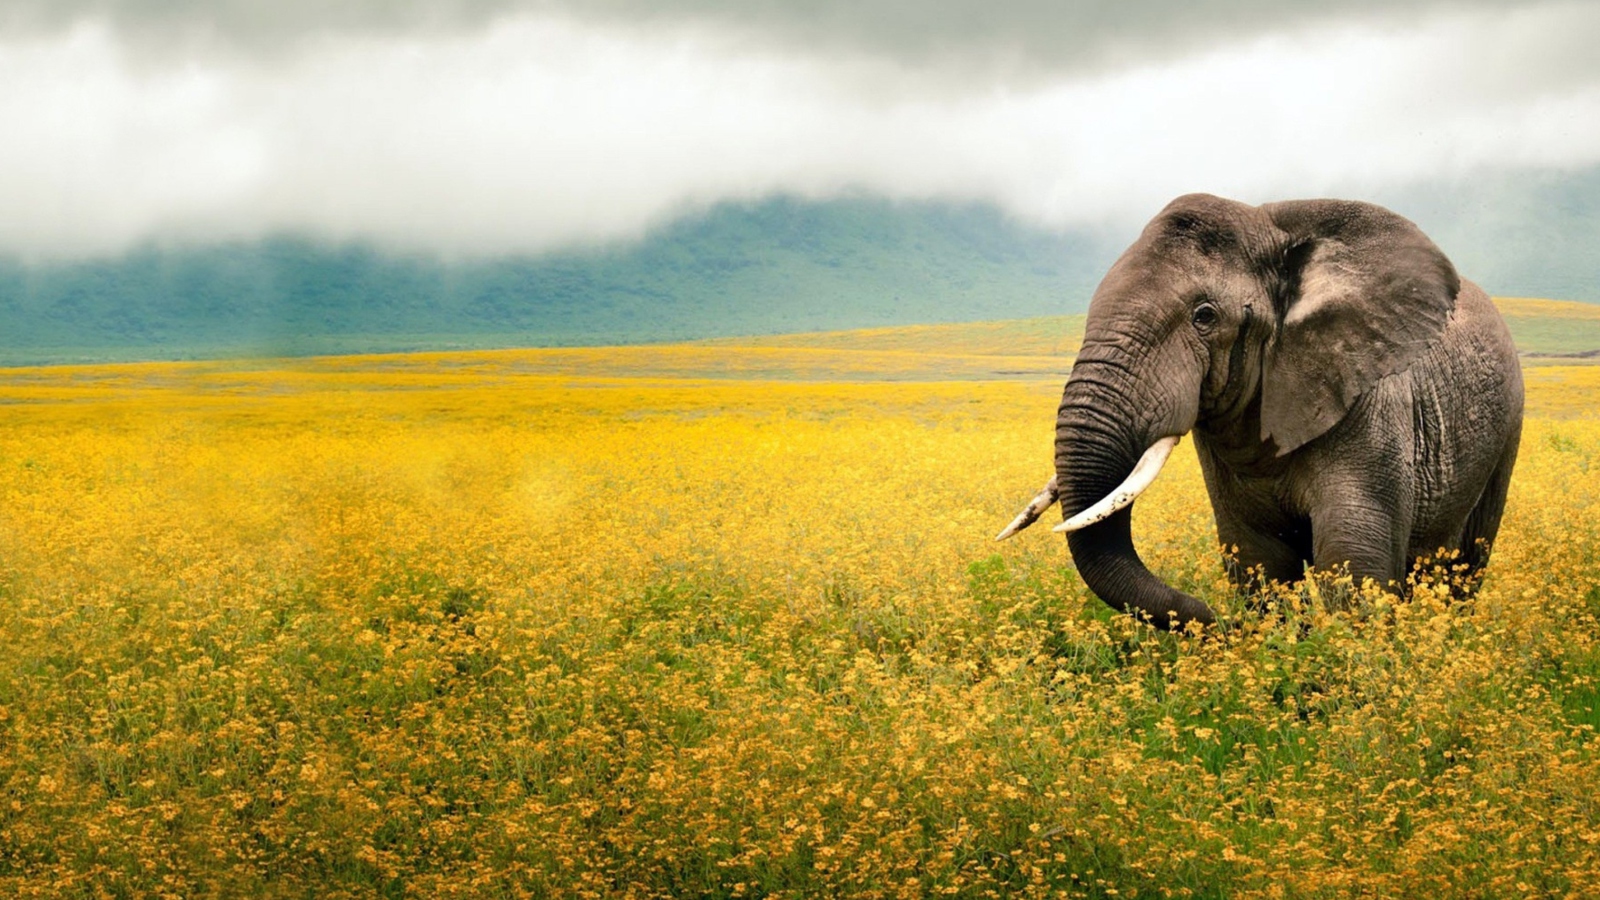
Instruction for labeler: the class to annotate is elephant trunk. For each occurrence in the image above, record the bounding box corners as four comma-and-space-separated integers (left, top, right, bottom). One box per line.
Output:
1055, 367, 1217, 630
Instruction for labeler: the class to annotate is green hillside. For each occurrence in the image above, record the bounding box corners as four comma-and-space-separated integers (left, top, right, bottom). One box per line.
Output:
1494, 298, 1600, 359
0, 188, 1596, 368
0, 197, 1115, 366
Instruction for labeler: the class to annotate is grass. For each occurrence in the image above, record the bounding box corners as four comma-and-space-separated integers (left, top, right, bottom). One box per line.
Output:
1494, 298, 1600, 360
701, 315, 1087, 357
708, 297, 1600, 362
0, 307, 1597, 897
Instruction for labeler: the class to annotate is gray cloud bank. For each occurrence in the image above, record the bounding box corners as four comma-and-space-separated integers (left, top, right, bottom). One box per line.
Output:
0, 0, 1597, 259
0, 0, 1551, 73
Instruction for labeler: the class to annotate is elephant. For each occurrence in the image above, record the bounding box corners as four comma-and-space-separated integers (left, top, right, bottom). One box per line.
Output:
996, 193, 1524, 630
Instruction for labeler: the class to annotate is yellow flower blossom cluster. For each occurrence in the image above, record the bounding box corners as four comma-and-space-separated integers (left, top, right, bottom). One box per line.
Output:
0, 343, 1595, 898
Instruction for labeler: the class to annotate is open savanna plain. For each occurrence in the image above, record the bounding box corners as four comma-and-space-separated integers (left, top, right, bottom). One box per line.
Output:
3, 300, 1600, 899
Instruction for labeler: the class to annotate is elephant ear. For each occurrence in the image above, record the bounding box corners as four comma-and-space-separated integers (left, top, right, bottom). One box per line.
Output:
1258, 199, 1459, 455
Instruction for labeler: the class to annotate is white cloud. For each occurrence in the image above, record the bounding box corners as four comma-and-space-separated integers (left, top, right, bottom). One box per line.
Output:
0, 3, 1597, 259
0, 23, 267, 257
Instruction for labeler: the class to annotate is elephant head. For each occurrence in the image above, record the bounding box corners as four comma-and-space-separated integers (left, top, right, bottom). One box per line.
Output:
999, 193, 1461, 629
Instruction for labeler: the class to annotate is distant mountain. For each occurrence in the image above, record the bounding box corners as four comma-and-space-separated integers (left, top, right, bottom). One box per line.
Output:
1383, 166, 1600, 304
0, 172, 1595, 366
0, 197, 1119, 365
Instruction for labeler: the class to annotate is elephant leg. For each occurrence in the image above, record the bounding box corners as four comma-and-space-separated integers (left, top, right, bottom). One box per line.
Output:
1453, 426, 1521, 595
1196, 444, 1309, 595
1216, 513, 1309, 595
1308, 491, 1412, 605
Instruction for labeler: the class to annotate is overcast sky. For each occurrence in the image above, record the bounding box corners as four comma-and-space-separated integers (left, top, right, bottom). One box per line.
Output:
1, 0, 1597, 260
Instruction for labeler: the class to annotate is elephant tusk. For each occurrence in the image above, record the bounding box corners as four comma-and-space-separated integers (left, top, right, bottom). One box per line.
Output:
994, 475, 1060, 541
1053, 435, 1180, 534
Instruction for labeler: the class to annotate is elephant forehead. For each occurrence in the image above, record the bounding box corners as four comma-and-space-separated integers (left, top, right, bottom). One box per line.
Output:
1154, 214, 1242, 258
1098, 256, 1257, 314
1099, 246, 1211, 296
1085, 280, 1190, 334
1149, 198, 1277, 258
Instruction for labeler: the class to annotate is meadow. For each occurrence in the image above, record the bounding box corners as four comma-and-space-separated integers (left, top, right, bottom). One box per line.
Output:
1, 306, 1599, 898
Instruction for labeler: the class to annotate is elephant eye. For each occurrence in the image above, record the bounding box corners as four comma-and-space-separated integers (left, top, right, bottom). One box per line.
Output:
1192, 303, 1220, 331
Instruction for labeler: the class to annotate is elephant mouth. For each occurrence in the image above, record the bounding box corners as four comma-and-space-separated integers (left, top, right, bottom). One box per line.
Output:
996, 435, 1182, 542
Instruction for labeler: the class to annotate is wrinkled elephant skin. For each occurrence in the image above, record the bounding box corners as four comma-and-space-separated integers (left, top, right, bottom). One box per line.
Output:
1000, 194, 1524, 630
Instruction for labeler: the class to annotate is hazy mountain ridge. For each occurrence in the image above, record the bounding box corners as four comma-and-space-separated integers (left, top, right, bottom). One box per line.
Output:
1390, 166, 1600, 304
0, 198, 1117, 365
0, 180, 1596, 366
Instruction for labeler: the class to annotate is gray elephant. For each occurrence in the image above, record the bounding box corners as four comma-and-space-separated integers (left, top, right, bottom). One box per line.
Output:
998, 193, 1524, 629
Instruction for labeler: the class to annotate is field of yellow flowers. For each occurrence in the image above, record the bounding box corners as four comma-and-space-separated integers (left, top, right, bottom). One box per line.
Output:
1, 327, 1599, 898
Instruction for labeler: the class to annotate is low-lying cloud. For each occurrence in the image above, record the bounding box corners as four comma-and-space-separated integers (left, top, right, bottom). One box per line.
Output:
0, 1, 1597, 259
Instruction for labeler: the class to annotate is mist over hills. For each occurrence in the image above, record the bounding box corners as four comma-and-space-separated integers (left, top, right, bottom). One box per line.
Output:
0, 198, 1117, 365
0, 175, 1596, 366
1390, 166, 1600, 305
